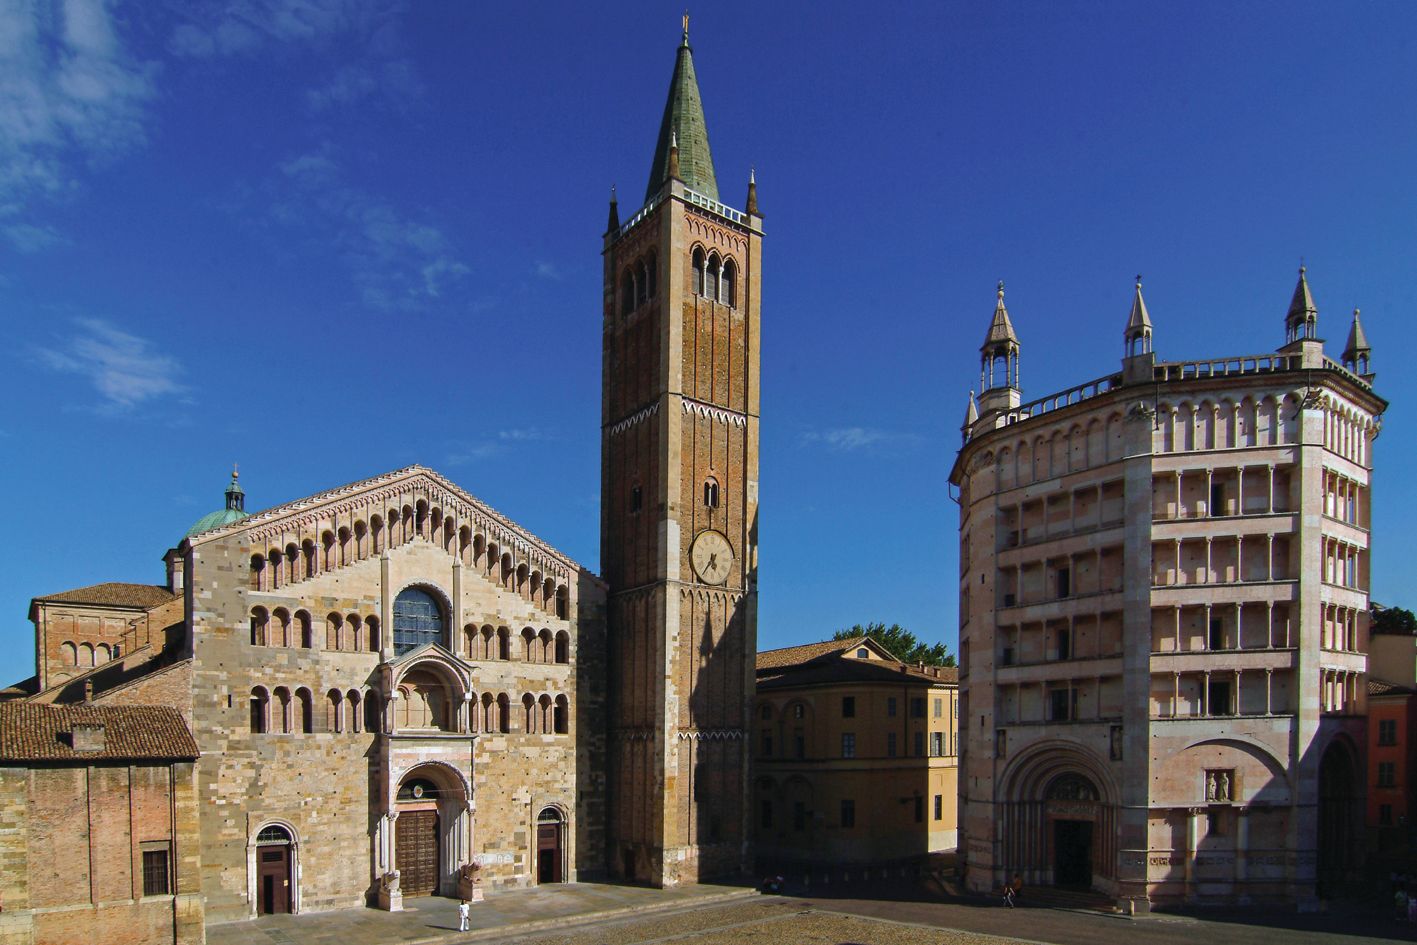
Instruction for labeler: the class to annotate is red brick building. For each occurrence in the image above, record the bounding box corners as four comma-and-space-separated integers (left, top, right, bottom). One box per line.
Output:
0, 704, 202, 945
1367, 679, 1417, 861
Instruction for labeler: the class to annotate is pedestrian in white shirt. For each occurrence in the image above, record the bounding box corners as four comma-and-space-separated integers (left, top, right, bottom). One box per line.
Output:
458, 899, 470, 931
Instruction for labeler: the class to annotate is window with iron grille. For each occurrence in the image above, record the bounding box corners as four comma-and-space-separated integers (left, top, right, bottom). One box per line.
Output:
1379, 719, 1397, 746
840, 799, 855, 828
142, 849, 169, 896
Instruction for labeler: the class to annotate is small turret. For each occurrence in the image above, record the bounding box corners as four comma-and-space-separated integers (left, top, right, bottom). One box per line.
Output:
978, 282, 1022, 417
1122, 275, 1156, 383
1342, 307, 1373, 380
746, 167, 758, 216
606, 184, 619, 234
1284, 265, 1318, 344
961, 390, 978, 444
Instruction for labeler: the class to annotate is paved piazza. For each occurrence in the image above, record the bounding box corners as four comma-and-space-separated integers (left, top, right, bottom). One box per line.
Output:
206, 882, 1414, 945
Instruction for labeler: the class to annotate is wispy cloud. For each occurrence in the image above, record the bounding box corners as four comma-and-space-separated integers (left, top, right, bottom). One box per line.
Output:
169, 1, 422, 114
273, 147, 468, 311
534, 260, 562, 281
446, 428, 551, 465
33, 317, 188, 412
799, 426, 923, 452
0, 0, 158, 248
166, 0, 381, 58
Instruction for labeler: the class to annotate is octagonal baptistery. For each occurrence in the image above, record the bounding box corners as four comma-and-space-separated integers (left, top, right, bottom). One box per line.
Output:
950, 274, 1384, 910
181, 465, 606, 921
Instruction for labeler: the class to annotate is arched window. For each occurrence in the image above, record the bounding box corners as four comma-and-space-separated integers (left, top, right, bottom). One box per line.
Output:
285, 543, 299, 583
692, 247, 705, 295
273, 608, 291, 647
555, 630, 570, 664
321, 531, 335, 570
302, 540, 317, 578
481, 693, 496, 733
703, 477, 720, 509
498, 626, 511, 661
646, 251, 658, 297
295, 610, 313, 648
366, 615, 380, 652
722, 258, 737, 308
364, 692, 381, 734
79, 643, 94, 667
554, 695, 569, 734
706, 253, 721, 301
250, 554, 265, 590
349, 614, 363, 651
347, 690, 362, 733
637, 260, 649, 305
60, 641, 76, 666
523, 694, 537, 733
250, 607, 269, 646
273, 687, 291, 734
296, 688, 313, 733
250, 687, 269, 734
326, 613, 343, 651
96, 643, 111, 664
621, 269, 635, 316
326, 690, 343, 733
393, 587, 444, 655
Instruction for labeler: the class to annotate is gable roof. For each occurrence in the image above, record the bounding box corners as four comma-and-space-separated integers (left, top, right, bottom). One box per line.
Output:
1369, 678, 1416, 697
0, 704, 198, 763
183, 465, 595, 582
756, 637, 867, 671
33, 583, 176, 610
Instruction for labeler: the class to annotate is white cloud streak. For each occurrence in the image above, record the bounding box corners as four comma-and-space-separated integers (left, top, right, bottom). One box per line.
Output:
33, 317, 188, 412
275, 147, 468, 311
0, 0, 157, 248
799, 427, 923, 452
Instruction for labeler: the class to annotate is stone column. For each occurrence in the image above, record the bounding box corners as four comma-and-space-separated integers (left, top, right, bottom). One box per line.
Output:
451, 558, 464, 657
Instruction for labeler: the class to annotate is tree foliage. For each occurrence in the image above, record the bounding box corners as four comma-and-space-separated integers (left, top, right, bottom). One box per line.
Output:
832, 622, 956, 667
1371, 604, 1417, 636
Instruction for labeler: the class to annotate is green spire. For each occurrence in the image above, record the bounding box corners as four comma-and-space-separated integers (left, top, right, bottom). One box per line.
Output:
644, 17, 719, 203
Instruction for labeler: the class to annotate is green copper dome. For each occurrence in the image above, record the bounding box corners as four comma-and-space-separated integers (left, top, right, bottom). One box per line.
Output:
185, 467, 249, 538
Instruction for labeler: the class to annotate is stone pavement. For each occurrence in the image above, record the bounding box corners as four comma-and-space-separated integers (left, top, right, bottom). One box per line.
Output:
205, 882, 758, 945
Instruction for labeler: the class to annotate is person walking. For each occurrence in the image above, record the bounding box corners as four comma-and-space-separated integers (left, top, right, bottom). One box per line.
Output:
458, 898, 470, 932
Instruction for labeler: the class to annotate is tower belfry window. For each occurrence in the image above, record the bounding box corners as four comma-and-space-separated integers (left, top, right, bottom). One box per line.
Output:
621, 269, 635, 316
706, 253, 721, 300
722, 258, 737, 307
703, 478, 720, 509
692, 248, 705, 296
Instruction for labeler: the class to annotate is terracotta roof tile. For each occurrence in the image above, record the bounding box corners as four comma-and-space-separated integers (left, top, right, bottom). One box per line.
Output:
0, 704, 198, 762
756, 637, 862, 671
1369, 678, 1416, 697
34, 583, 176, 609
758, 656, 957, 691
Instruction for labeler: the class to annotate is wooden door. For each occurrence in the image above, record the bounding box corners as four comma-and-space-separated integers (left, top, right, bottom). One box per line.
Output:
537, 823, 562, 883
397, 810, 440, 896
257, 845, 291, 914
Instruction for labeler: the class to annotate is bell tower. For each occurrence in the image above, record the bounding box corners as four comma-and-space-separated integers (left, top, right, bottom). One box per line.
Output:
601, 19, 761, 886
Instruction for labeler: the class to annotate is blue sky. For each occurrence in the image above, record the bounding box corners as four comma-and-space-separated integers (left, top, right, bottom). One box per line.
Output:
2, 1, 1416, 686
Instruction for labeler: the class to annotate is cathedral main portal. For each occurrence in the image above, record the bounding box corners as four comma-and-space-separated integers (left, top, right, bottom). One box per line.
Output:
396, 808, 440, 896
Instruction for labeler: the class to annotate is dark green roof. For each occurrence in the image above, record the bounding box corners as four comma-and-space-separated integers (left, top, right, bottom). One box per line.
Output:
184, 468, 249, 538
645, 30, 718, 203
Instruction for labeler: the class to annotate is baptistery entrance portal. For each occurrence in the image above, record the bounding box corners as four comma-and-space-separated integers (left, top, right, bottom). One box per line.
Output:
1046, 773, 1098, 888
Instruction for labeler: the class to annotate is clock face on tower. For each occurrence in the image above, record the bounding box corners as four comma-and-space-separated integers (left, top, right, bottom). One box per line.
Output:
690, 530, 733, 585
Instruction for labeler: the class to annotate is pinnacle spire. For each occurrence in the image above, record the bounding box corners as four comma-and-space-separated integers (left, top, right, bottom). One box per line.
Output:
1285, 265, 1318, 343
1342, 307, 1372, 375
1123, 274, 1153, 358
964, 390, 978, 425
981, 281, 1019, 350
606, 184, 619, 233
645, 20, 718, 202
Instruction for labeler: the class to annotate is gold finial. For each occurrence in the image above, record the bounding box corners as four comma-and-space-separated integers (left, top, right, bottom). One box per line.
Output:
1136, 274, 1143, 288
232, 463, 239, 480
997, 280, 1005, 298
683, 11, 689, 33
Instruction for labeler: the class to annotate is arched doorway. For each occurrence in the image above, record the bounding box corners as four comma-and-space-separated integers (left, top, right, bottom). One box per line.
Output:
254, 824, 294, 915
1317, 739, 1362, 895
396, 776, 443, 897
537, 807, 564, 884
1046, 774, 1098, 888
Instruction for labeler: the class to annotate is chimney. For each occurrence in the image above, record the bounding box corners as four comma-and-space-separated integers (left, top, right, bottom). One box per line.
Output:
72, 722, 106, 753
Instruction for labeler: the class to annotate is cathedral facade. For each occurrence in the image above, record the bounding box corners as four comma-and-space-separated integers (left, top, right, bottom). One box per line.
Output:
952, 273, 1382, 909
2, 25, 758, 938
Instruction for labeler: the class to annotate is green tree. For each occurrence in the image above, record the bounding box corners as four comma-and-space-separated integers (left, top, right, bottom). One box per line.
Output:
832, 622, 956, 667
1371, 604, 1417, 635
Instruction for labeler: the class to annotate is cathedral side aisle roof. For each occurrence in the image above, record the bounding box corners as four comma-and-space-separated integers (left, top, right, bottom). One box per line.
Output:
32, 582, 177, 609
0, 703, 198, 762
